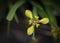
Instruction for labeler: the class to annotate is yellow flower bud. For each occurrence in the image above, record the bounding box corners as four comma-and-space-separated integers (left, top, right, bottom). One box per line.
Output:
39, 18, 49, 24
25, 10, 33, 18
27, 25, 34, 35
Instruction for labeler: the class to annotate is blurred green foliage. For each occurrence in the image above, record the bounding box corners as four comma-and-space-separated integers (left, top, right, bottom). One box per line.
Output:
6, 1, 25, 21
0, 0, 60, 43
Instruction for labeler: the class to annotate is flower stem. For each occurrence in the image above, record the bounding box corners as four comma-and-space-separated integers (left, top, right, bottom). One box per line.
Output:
30, 29, 36, 43
7, 21, 10, 37
32, 30, 36, 40
14, 14, 19, 24
7, 21, 10, 43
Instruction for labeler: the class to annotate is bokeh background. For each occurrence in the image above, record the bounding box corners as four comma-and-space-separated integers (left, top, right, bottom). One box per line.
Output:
0, 0, 60, 43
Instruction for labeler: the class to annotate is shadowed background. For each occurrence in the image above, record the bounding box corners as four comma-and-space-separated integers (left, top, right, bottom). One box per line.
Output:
0, 0, 60, 43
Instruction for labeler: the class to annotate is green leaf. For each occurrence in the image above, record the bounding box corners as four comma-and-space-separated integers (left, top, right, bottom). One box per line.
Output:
6, 1, 25, 21
9, 2, 19, 23
46, 9, 58, 27
32, 7, 38, 16
14, 14, 19, 24
30, 1, 48, 18
41, 0, 59, 28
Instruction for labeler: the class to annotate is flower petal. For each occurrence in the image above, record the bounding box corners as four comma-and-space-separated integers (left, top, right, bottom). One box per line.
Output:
29, 20, 32, 25
39, 18, 49, 24
34, 16, 39, 19
51, 29, 58, 38
27, 25, 34, 35
25, 10, 33, 18
36, 24, 40, 28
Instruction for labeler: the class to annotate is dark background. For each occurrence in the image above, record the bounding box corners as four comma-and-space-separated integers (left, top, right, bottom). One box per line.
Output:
0, 0, 60, 43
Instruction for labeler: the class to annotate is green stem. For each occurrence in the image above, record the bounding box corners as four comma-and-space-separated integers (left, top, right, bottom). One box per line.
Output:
14, 14, 19, 24
7, 21, 10, 37
32, 30, 36, 40
30, 29, 36, 43
7, 21, 10, 43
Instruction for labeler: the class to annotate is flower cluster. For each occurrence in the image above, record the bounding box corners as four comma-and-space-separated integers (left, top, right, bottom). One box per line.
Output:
25, 10, 49, 35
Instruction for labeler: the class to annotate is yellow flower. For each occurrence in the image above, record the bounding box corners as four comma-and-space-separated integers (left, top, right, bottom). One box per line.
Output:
27, 25, 34, 35
25, 10, 49, 35
25, 10, 33, 19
